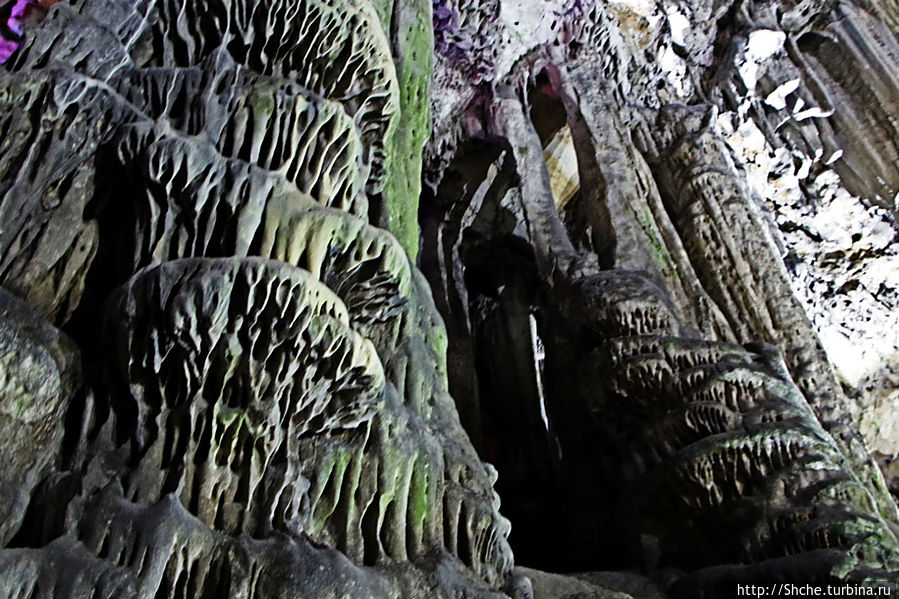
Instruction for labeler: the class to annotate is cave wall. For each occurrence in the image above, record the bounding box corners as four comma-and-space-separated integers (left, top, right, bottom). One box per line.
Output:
0, 0, 516, 597
0, 0, 897, 597
421, 0, 899, 591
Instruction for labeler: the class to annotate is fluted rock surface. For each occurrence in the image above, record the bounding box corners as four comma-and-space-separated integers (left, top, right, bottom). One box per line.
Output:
1, 0, 898, 597
0, 0, 515, 597
421, 0, 899, 593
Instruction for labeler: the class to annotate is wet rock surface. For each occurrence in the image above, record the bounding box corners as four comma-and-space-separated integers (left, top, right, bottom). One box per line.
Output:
0, 0, 513, 596
0, 0, 897, 597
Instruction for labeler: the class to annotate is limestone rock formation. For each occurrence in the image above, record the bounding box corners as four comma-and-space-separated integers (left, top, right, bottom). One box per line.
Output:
0, 0, 898, 597
421, 0, 899, 591
0, 0, 513, 596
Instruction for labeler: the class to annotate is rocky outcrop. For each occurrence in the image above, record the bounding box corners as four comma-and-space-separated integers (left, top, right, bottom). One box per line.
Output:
0, 287, 79, 546
1, 0, 898, 597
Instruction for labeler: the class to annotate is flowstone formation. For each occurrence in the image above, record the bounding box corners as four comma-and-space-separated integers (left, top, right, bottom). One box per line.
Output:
1, 0, 898, 598
421, 0, 899, 593
0, 0, 514, 597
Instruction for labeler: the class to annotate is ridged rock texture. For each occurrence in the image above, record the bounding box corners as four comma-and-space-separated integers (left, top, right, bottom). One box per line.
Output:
0, 0, 897, 598
420, 0, 899, 594
0, 0, 514, 597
